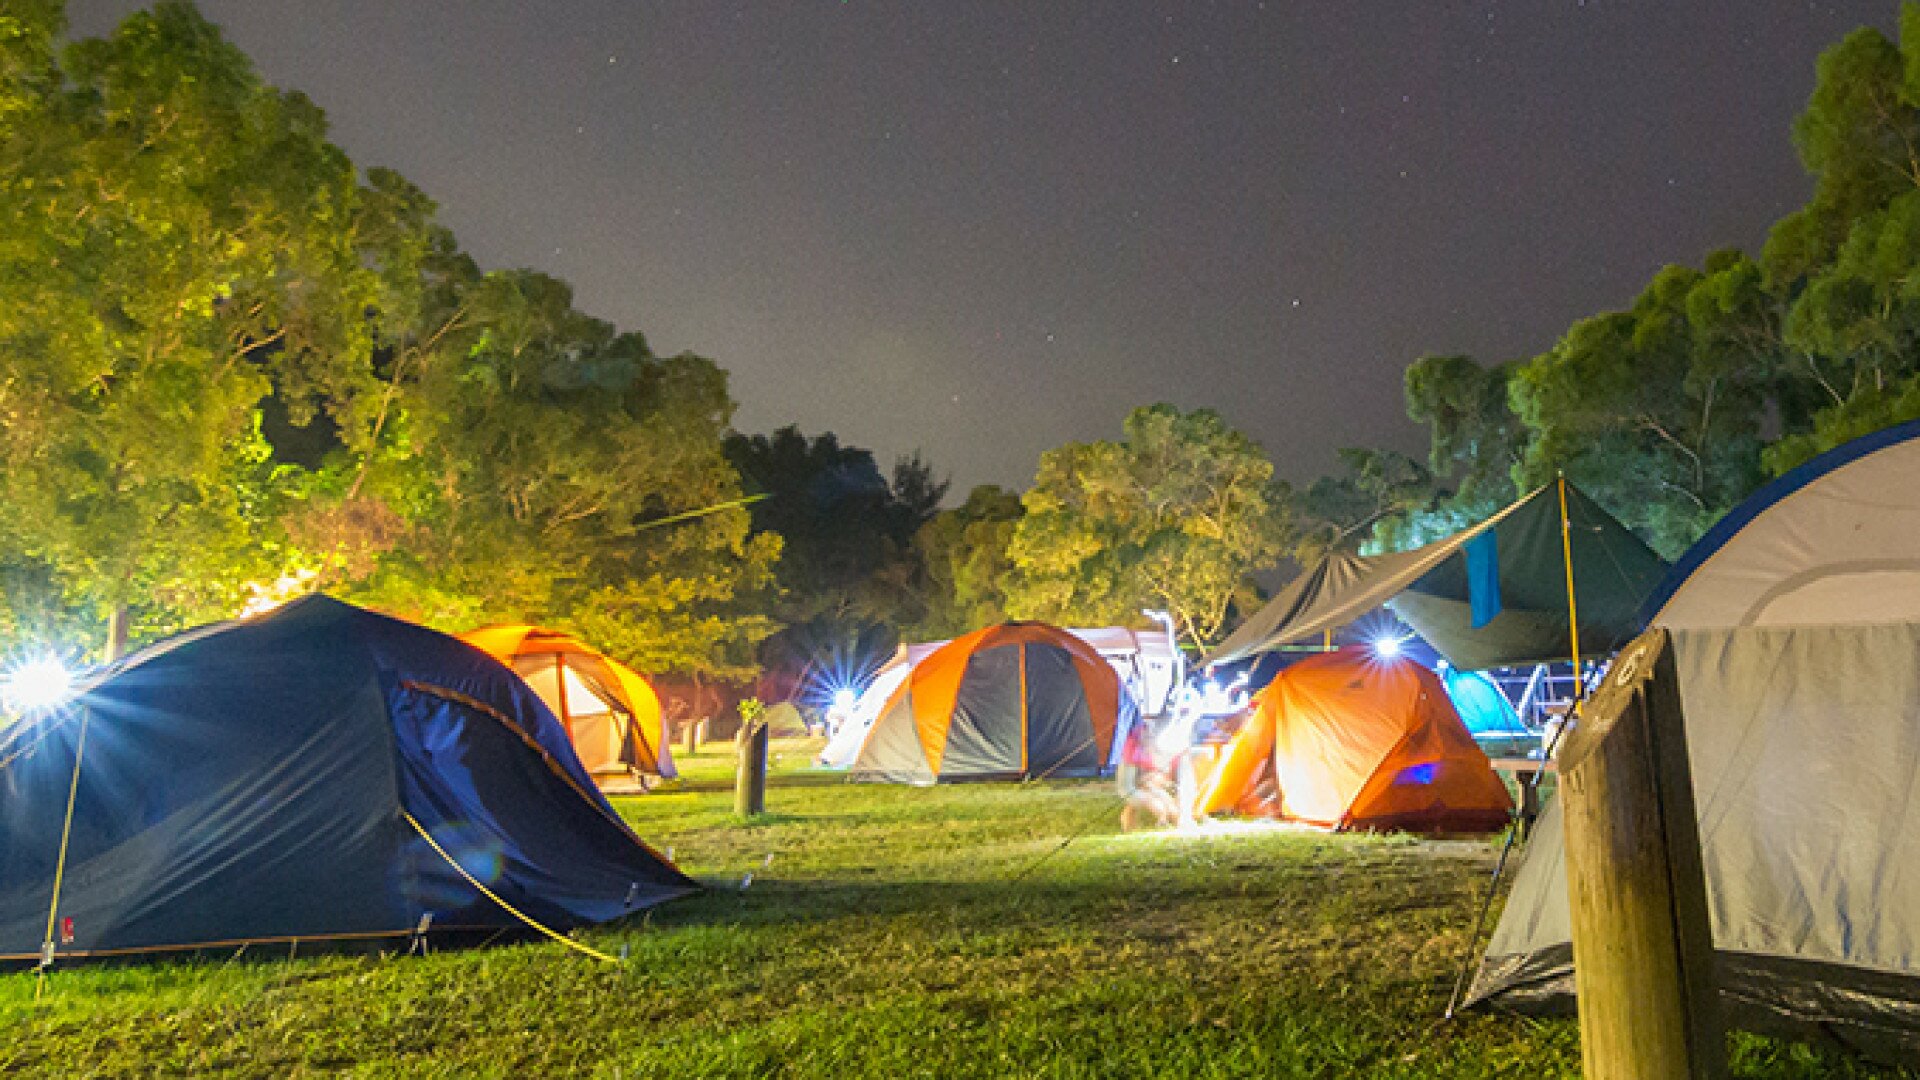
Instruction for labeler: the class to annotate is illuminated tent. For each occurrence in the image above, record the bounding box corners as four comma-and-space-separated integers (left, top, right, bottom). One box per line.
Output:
1469, 420, 1920, 1063
0, 596, 695, 964
458, 626, 673, 782
1205, 480, 1667, 672
848, 622, 1136, 783
1198, 647, 1511, 832
818, 643, 938, 769
1440, 666, 1529, 738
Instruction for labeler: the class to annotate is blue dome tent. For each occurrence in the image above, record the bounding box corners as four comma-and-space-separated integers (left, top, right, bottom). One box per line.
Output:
0, 596, 696, 965
1439, 665, 1529, 738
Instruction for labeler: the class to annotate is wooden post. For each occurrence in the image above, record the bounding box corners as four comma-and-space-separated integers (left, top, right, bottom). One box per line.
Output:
734, 719, 768, 818
1558, 628, 1722, 1080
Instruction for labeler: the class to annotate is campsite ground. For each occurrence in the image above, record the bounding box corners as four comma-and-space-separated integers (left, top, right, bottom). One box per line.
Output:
0, 738, 1908, 1078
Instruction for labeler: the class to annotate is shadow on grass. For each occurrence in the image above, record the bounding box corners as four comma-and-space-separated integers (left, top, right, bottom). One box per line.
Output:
647, 771, 853, 795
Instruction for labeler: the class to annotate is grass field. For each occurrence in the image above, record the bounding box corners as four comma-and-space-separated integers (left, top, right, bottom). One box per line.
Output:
1, 737, 1910, 1078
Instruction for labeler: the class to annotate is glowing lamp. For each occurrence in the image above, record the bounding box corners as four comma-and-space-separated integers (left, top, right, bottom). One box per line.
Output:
1372, 635, 1404, 659
2, 656, 75, 715
831, 688, 856, 712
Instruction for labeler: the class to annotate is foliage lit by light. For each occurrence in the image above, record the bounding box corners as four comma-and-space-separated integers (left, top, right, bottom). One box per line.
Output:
237, 568, 318, 618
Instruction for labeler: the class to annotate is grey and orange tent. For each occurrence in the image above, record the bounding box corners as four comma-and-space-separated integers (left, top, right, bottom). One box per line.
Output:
848, 622, 1137, 783
459, 626, 674, 782
1198, 646, 1511, 832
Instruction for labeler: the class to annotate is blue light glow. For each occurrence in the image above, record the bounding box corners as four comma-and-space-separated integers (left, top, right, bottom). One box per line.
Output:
1395, 762, 1438, 785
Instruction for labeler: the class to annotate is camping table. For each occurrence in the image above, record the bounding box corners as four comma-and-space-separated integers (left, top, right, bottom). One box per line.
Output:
1490, 757, 1556, 827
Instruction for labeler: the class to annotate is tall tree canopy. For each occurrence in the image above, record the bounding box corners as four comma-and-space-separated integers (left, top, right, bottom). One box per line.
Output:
330, 269, 781, 678
1506, 259, 1776, 557
723, 426, 946, 685
1005, 405, 1291, 650
1762, 8, 1920, 471
0, 2, 383, 653
0, 3, 781, 677
908, 484, 1023, 639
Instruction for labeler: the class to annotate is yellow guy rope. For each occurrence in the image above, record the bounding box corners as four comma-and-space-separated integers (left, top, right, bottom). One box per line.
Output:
401, 811, 619, 964
36, 706, 92, 1001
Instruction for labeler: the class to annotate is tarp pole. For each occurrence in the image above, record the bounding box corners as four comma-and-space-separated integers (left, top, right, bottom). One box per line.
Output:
1446, 478, 1591, 1020
36, 705, 91, 1000
1558, 473, 1585, 699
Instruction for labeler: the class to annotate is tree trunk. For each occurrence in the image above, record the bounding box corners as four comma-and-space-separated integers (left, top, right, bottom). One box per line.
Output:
106, 605, 130, 663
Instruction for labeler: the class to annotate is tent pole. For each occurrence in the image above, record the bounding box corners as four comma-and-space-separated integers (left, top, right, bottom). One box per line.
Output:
1017, 643, 1030, 776
553, 654, 571, 737
36, 705, 91, 1000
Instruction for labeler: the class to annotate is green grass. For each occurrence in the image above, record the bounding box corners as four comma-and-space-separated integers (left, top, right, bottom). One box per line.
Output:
1, 737, 1909, 1077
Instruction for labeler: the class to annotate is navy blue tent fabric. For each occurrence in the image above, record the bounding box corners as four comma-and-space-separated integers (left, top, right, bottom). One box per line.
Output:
0, 596, 695, 963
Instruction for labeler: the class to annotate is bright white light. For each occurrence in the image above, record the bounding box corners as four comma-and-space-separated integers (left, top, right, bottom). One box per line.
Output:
2, 657, 75, 715
831, 688, 856, 712
1372, 635, 1404, 659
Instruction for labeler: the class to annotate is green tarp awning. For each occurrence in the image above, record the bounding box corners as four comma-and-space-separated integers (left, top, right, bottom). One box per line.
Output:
1205, 481, 1668, 671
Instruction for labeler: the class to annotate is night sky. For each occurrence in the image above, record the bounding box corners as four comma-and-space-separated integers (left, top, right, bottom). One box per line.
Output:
68, 2, 1899, 493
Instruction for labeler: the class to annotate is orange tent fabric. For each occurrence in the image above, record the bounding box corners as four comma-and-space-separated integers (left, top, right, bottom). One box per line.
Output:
1199, 647, 1509, 832
458, 626, 673, 781
849, 622, 1128, 783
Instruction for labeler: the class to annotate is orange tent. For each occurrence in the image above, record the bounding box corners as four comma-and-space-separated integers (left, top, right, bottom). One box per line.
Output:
1199, 647, 1509, 832
458, 626, 674, 782
849, 622, 1133, 783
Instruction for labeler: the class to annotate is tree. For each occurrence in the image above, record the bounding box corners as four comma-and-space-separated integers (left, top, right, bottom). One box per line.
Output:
0, 2, 384, 655
1290, 448, 1436, 560
329, 270, 781, 679
1507, 263, 1775, 557
1761, 8, 1920, 469
724, 426, 947, 683
725, 427, 900, 620
908, 484, 1023, 638
1004, 405, 1291, 650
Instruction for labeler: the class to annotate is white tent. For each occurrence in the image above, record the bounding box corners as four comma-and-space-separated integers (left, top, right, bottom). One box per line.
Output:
1469, 420, 1920, 1063
1644, 422, 1920, 630
1068, 625, 1181, 718
816, 644, 934, 768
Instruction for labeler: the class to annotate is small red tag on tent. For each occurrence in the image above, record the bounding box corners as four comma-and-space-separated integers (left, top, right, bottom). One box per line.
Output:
60, 917, 74, 944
